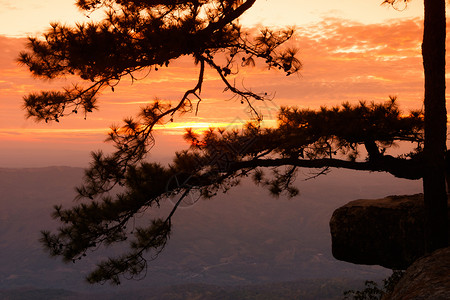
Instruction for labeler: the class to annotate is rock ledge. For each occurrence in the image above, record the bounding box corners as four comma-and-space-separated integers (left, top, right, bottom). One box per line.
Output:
330, 194, 450, 269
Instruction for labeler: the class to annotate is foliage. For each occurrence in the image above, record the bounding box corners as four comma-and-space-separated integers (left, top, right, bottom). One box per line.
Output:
382, 0, 412, 10
19, 0, 300, 202
22, 0, 300, 284
343, 270, 405, 300
19, 0, 299, 123
39, 99, 423, 284
21, 0, 435, 286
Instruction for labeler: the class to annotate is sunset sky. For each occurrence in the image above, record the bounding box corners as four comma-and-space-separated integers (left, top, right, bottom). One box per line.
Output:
0, 0, 445, 167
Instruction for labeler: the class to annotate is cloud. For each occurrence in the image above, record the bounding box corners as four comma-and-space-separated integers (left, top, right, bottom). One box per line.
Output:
0, 36, 27, 68
215, 17, 428, 113
0, 16, 446, 167
290, 17, 424, 92
0, 0, 18, 10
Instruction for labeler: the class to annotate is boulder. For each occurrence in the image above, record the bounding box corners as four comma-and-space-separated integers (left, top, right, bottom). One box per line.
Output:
329, 194, 450, 269
383, 246, 450, 300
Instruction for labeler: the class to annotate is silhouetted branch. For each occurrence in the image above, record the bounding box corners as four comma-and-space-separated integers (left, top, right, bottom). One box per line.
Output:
228, 155, 423, 180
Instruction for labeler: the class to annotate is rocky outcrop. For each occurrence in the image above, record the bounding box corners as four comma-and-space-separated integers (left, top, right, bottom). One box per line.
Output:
383, 246, 450, 300
329, 194, 450, 269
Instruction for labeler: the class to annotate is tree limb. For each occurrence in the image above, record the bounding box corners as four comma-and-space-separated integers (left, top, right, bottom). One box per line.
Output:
228, 156, 423, 180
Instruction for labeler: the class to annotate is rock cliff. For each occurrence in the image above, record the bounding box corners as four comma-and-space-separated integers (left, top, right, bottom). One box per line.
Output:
329, 194, 450, 269
383, 246, 450, 299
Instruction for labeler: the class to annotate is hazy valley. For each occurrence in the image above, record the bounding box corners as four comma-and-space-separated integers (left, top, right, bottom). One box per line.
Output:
0, 166, 422, 298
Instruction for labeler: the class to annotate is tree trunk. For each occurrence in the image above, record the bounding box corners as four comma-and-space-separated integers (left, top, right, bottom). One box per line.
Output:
422, 0, 448, 252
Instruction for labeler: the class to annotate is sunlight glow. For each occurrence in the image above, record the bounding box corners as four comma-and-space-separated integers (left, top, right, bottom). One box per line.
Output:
0, 0, 425, 37
0, 0, 439, 168
333, 45, 385, 54
0, 128, 108, 134
154, 120, 274, 134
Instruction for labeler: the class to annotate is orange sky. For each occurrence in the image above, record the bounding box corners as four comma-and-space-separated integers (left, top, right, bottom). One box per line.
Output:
0, 1, 444, 167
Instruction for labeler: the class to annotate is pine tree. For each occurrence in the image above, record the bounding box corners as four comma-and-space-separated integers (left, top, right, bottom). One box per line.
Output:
20, 0, 299, 284
20, 0, 448, 284
384, 0, 448, 253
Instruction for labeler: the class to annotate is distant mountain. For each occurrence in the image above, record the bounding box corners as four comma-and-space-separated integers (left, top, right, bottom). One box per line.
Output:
0, 279, 369, 300
0, 166, 422, 296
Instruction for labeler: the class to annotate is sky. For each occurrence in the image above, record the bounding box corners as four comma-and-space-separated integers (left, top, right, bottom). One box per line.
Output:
0, 0, 442, 167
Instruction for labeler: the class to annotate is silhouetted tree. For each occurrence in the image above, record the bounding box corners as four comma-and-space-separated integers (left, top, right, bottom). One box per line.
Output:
384, 0, 448, 253
42, 99, 425, 284
20, 0, 447, 284
20, 0, 299, 284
